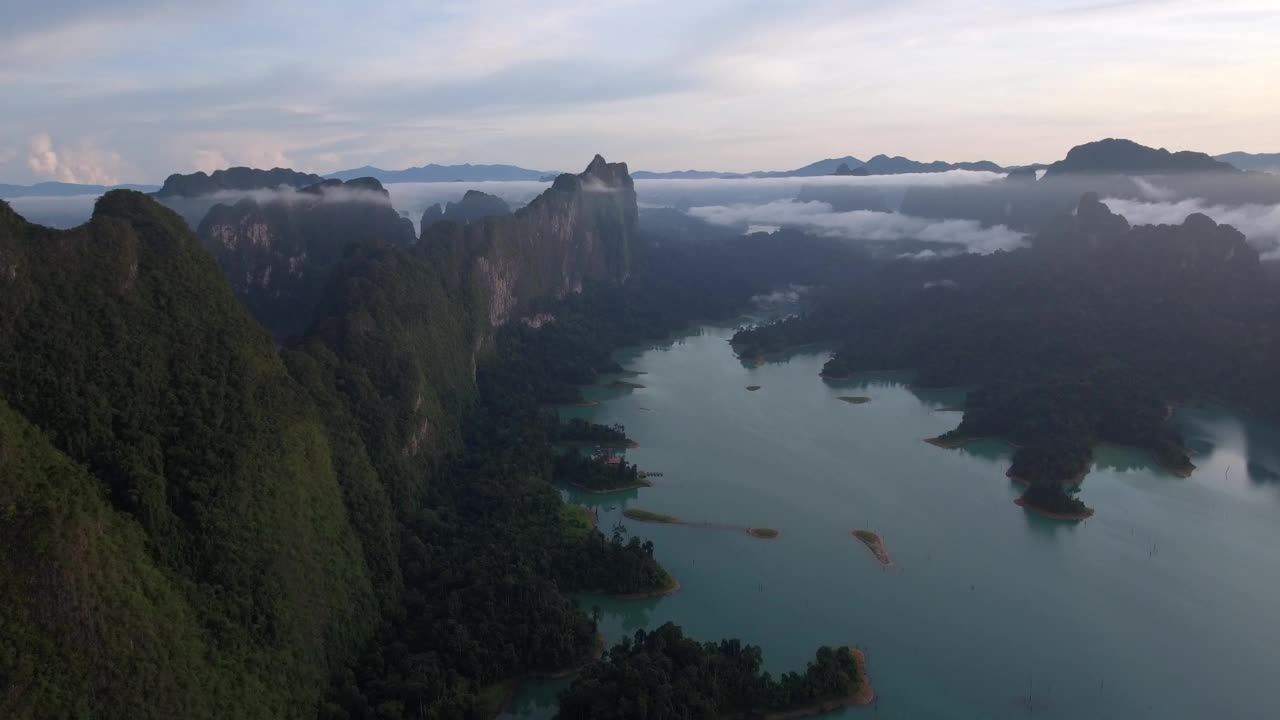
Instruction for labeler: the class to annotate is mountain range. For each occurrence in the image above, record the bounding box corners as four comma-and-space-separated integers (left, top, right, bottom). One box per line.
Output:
0, 181, 160, 197
1216, 151, 1280, 173
4, 143, 1276, 201
326, 163, 556, 183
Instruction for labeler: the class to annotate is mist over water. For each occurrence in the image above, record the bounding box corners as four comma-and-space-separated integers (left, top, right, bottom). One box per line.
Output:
688, 199, 1027, 254
8, 171, 1280, 263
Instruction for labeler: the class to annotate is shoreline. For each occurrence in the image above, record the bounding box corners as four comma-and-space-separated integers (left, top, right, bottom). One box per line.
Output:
743, 648, 876, 720
1007, 467, 1087, 488
852, 530, 892, 566
924, 434, 989, 449
1014, 497, 1095, 521
555, 439, 640, 450
492, 633, 608, 718
837, 396, 870, 405
568, 478, 653, 494
610, 574, 682, 600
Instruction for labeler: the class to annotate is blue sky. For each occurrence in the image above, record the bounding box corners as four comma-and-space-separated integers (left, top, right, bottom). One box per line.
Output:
3, 0, 1277, 184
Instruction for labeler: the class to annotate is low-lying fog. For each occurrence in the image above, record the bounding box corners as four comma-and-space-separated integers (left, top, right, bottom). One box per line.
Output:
6, 171, 1279, 260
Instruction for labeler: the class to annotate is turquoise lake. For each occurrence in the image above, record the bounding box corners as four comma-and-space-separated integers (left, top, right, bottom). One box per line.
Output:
503, 323, 1280, 719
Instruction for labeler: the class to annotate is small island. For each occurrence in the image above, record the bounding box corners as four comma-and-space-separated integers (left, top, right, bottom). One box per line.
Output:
746, 385, 762, 391
837, 396, 870, 404
747, 527, 780, 539
607, 380, 646, 390
852, 530, 891, 566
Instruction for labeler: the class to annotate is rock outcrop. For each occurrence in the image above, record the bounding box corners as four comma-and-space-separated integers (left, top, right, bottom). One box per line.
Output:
421, 154, 637, 329
197, 177, 415, 338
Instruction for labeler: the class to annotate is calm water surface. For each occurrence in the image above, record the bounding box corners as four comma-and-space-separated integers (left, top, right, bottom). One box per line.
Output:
504, 324, 1280, 719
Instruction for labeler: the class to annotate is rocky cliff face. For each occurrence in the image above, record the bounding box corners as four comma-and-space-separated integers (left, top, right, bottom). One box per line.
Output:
420, 189, 512, 231
197, 177, 415, 338
422, 155, 637, 329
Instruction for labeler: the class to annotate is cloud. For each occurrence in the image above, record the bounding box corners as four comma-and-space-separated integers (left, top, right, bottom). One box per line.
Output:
687, 199, 1026, 254
4, 1, 1278, 185
1101, 196, 1280, 259
634, 171, 1004, 210
1132, 177, 1178, 202
192, 149, 230, 174
26, 133, 123, 185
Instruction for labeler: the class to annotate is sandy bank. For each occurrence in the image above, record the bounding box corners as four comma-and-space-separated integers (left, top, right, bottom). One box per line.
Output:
852, 530, 892, 566
625, 509, 779, 540
746, 385, 762, 391
837, 396, 870, 404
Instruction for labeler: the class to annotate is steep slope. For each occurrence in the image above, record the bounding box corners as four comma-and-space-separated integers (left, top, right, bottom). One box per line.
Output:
0, 195, 378, 719
197, 177, 416, 338
0, 155, 646, 719
421, 154, 637, 328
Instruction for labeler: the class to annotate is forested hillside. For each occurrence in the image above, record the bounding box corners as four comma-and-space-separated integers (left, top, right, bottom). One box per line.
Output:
734, 193, 1279, 514
0, 156, 864, 718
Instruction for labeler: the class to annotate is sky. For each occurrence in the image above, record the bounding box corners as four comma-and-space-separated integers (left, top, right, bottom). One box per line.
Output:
3, 0, 1278, 185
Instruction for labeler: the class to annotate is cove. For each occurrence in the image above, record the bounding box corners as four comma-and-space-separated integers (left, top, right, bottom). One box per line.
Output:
504, 324, 1280, 719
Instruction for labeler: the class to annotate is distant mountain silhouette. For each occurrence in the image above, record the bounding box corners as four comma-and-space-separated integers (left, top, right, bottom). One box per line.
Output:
1216, 151, 1280, 173
156, 167, 322, 197
1045, 139, 1236, 176
858, 154, 1003, 174
328, 163, 555, 183
634, 154, 1003, 179
832, 163, 867, 176
631, 169, 745, 179
0, 181, 160, 198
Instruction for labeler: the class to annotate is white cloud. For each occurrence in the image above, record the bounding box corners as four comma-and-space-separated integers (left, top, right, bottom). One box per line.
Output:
1101, 196, 1280, 260
192, 149, 230, 174
26, 133, 123, 185
688, 199, 1026, 254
